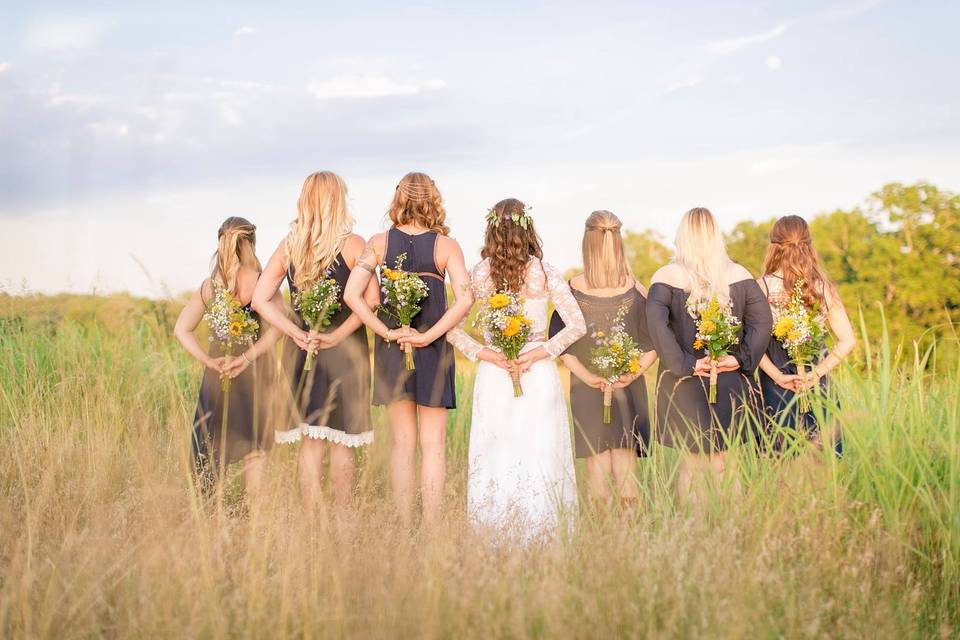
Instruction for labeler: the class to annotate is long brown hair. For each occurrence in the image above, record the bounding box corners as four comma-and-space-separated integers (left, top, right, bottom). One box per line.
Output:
481, 198, 543, 294
211, 216, 260, 293
285, 171, 353, 289
386, 172, 449, 235
582, 210, 633, 288
762, 215, 834, 307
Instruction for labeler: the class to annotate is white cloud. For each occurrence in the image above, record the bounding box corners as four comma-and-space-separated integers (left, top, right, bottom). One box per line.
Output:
25, 18, 109, 51
307, 75, 446, 100
87, 121, 129, 137
766, 55, 782, 70
709, 24, 787, 55
664, 76, 703, 94
45, 83, 103, 108
233, 26, 257, 36
0, 62, 10, 73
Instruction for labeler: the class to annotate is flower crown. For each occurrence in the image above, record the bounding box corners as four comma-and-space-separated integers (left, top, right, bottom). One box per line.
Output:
485, 204, 533, 230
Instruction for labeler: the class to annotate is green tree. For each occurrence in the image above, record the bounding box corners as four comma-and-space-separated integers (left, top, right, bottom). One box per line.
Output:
624, 229, 672, 285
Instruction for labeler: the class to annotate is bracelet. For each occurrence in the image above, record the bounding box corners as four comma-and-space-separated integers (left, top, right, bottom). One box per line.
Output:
384, 329, 393, 343
242, 352, 252, 365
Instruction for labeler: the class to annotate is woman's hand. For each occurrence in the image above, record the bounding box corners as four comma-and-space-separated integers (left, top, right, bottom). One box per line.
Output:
222, 353, 252, 378
612, 372, 638, 389
799, 367, 823, 390
515, 346, 550, 374
290, 327, 312, 351
477, 347, 510, 370
574, 371, 607, 390
205, 356, 226, 373
693, 354, 740, 377
397, 328, 435, 349
774, 372, 803, 391
309, 330, 342, 351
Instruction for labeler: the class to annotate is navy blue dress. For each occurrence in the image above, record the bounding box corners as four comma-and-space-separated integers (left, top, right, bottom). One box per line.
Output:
284, 253, 373, 446
550, 285, 654, 458
646, 280, 772, 453
373, 228, 456, 409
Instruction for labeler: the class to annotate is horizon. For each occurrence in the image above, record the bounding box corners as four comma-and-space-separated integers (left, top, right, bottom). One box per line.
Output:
2, 0, 959, 296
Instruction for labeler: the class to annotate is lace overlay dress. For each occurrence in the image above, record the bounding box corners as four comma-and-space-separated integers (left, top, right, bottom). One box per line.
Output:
448, 259, 586, 539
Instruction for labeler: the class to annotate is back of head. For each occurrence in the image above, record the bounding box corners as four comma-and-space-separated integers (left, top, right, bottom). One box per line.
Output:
212, 216, 260, 293
286, 171, 353, 289
387, 172, 449, 235
582, 210, 633, 289
674, 207, 731, 306
481, 198, 543, 294
762, 215, 833, 307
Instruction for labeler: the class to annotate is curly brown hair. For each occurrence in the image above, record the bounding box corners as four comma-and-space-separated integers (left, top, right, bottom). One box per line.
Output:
386, 172, 449, 235
481, 198, 543, 293
762, 215, 835, 308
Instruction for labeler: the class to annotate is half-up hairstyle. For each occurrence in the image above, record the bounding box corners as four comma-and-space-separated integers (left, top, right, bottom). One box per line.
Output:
387, 172, 449, 235
211, 216, 260, 293
285, 171, 354, 289
762, 215, 835, 308
674, 207, 732, 307
583, 210, 633, 289
481, 198, 543, 294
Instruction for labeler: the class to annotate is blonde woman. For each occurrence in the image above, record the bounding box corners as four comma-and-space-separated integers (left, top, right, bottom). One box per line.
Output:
343, 172, 472, 526
548, 211, 658, 507
252, 172, 380, 509
646, 208, 772, 504
174, 216, 281, 496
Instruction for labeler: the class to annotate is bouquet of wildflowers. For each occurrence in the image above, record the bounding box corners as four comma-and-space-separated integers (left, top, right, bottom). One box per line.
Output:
771, 279, 827, 411
203, 285, 260, 393
474, 289, 532, 397
688, 297, 741, 404
293, 275, 341, 371
589, 302, 642, 423
380, 253, 429, 370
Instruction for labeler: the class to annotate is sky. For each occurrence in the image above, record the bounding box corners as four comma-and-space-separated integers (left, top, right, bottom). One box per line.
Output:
1, 0, 959, 297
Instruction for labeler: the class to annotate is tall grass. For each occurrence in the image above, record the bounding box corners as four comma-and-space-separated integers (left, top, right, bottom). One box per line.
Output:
0, 294, 957, 638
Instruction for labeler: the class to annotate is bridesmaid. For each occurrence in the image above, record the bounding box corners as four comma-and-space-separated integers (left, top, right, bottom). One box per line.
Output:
174, 216, 281, 497
343, 172, 472, 526
757, 215, 856, 454
252, 171, 380, 510
646, 207, 772, 507
548, 211, 658, 507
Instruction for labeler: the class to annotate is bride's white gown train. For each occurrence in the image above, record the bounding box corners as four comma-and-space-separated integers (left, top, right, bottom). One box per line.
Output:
449, 258, 586, 539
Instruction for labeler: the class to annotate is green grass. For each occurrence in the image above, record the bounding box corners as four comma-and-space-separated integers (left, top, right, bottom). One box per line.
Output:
0, 293, 958, 638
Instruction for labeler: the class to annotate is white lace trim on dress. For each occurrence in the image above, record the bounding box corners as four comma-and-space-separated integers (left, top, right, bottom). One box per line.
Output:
274, 424, 374, 447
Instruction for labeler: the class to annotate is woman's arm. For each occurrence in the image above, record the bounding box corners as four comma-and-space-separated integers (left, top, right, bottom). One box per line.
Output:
733, 279, 774, 374
343, 233, 407, 341
314, 235, 382, 350
560, 354, 606, 389
398, 237, 474, 348
173, 282, 224, 373
645, 279, 697, 377
809, 288, 856, 384
516, 263, 586, 371
250, 241, 311, 350
758, 353, 802, 391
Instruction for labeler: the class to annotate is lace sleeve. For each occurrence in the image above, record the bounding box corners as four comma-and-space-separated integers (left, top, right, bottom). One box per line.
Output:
446, 260, 492, 361
541, 262, 586, 358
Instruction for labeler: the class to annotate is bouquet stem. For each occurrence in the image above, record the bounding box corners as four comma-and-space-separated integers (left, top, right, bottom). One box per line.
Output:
304, 350, 315, 372
708, 361, 718, 404
602, 386, 613, 424
221, 349, 233, 393
796, 362, 810, 413
402, 324, 415, 371
510, 369, 523, 397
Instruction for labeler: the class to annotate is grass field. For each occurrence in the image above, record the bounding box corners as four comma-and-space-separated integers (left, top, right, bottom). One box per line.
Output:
1, 293, 958, 638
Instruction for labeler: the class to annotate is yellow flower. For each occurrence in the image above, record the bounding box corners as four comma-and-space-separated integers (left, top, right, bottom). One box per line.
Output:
787, 329, 803, 343
693, 339, 704, 350
231, 299, 242, 309
503, 317, 523, 337
383, 269, 402, 281
229, 322, 244, 337
488, 293, 510, 309
596, 330, 605, 339
773, 316, 794, 339
700, 320, 717, 334
629, 358, 640, 374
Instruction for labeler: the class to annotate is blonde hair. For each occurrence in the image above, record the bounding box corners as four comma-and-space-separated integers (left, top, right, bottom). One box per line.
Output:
211, 217, 260, 293
582, 210, 633, 289
387, 172, 449, 235
674, 207, 732, 306
285, 171, 353, 289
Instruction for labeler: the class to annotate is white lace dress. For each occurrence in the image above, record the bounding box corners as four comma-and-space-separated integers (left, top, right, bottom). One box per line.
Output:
448, 258, 586, 540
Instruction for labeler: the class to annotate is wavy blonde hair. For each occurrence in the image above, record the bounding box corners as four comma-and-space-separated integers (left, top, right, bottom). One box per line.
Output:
674, 207, 732, 306
285, 171, 353, 289
387, 172, 449, 235
210, 216, 260, 293
582, 210, 633, 289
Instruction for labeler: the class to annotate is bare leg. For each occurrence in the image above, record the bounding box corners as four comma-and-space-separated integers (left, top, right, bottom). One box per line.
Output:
678, 453, 708, 516
609, 448, 639, 500
242, 450, 268, 501
328, 442, 355, 508
418, 406, 448, 526
585, 450, 613, 503
388, 400, 419, 526
299, 437, 327, 514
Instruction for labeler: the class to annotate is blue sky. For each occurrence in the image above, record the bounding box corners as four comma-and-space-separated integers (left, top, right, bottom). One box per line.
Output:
1, 0, 958, 295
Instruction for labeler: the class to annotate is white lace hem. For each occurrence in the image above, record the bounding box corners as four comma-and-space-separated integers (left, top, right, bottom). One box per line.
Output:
274, 424, 374, 448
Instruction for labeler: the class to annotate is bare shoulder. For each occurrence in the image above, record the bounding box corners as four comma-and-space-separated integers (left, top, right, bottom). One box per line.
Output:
569, 273, 587, 291
199, 277, 214, 302
436, 234, 464, 257
633, 279, 648, 296
650, 263, 686, 288
341, 233, 366, 262
236, 267, 260, 304
726, 262, 755, 284
359, 232, 387, 264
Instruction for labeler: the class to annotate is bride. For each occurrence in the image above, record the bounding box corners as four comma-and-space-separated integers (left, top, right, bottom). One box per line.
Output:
444, 198, 586, 538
